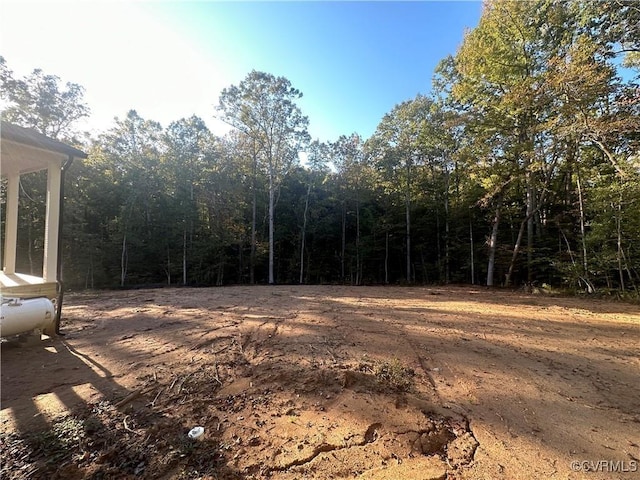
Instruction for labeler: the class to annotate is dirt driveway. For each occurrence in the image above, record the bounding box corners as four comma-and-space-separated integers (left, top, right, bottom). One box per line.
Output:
2, 285, 639, 479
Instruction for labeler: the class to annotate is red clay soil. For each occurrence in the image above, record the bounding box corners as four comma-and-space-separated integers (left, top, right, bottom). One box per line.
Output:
1, 285, 639, 480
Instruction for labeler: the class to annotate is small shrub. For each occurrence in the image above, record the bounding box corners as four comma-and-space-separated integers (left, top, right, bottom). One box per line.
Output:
373, 358, 414, 392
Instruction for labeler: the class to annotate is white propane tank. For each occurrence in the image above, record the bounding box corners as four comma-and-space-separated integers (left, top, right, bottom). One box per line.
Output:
0, 296, 56, 337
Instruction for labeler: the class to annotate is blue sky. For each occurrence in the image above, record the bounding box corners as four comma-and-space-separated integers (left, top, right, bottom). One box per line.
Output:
1, 1, 482, 142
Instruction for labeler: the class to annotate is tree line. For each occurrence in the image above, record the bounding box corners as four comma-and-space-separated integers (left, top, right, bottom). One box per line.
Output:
1, 0, 639, 296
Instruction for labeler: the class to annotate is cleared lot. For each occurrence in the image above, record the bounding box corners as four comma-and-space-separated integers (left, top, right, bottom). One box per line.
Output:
2, 286, 639, 479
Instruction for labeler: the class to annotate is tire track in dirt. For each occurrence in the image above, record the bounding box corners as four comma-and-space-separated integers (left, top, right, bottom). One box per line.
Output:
239, 312, 299, 358
206, 302, 480, 478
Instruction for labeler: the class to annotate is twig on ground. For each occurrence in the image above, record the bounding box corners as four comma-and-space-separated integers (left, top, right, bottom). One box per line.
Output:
115, 383, 158, 409
212, 344, 231, 355
178, 371, 195, 393
123, 415, 139, 434
150, 388, 163, 407
213, 361, 223, 386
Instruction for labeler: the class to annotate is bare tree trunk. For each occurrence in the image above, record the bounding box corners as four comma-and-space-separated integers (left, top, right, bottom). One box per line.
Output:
341, 203, 346, 282
444, 169, 450, 284
120, 232, 127, 287
384, 230, 389, 284
526, 170, 535, 282
505, 217, 527, 287
558, 226, 576, 266
182, 227, 187, 286
590, 136, 626, 178
615, 197, 625, 291
268, 168, 275, 284
506, 175, 548, 287
487, 200, 502, 287
356, 191, 361, 285
436, 205, 442, 281
217, 252, 224, 286
28, 213, 34, 274
238, 241, 243, 284
576, 172, 588, 276
183, 182, 194, 286
250, 153, 257, 284
405, 169, 411, 284
506, 205, 543, 287
299, 182, 311, 284
166, 246, 171, 285
469, 219, 475, 285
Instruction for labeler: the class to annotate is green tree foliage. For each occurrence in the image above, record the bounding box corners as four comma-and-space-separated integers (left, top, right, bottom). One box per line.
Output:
162, 116, 217, 285
2, 2, 638, 296
0, 56, 89, 140
447, 0, 639, 290
580, 0, 640, 69
367, 96, 428, 283
95, 111, 164, 285
297, 140, 330, 284
452, 0, 556, 285
331, 134, 373, 284
217, 71, 310, 284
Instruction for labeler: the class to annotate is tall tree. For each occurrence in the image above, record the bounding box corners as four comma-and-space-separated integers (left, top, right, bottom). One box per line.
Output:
332, 134, 367, 284
367, 97, 427, 283
0, 56, 89, 140
451, 0, 563, 285
217, 71, 309, 284
97, 110, 163, 286
162, 116, 216, 285
299, 140, 329, 283
225, 130, 265, 284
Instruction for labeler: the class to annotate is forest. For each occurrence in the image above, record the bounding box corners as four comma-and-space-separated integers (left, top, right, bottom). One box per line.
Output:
1, 0, 639, 296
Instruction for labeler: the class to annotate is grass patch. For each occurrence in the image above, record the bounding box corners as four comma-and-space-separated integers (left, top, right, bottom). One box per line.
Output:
372, 358, 415, 392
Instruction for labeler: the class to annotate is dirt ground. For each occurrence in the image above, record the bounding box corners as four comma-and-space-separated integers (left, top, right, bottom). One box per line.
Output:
1, 285, 639, 480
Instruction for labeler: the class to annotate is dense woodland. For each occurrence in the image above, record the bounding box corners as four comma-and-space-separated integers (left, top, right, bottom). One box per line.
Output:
1, 0, 639, 296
